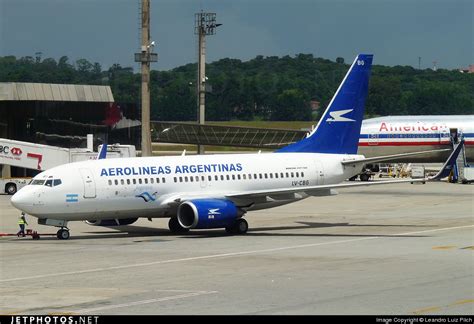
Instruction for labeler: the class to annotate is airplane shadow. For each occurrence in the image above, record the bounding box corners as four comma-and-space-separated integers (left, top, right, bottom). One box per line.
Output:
182, 221, 429, 239
28, 221, 432, 241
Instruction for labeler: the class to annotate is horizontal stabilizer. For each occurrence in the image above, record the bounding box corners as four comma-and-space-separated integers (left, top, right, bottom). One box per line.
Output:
341, 148, 451, 166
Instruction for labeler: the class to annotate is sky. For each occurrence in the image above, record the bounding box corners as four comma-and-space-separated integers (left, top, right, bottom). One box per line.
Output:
0, 0, 472, 71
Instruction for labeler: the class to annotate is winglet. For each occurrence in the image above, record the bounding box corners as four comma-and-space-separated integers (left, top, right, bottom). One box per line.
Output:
97, 143, 107, 160
429, 139, 464, 181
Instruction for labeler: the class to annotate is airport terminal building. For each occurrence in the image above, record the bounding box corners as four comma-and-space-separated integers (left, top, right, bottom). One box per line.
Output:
0, 82, 140, 176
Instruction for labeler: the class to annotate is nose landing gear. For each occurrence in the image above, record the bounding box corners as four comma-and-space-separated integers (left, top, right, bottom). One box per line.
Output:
38, 219, 70, 240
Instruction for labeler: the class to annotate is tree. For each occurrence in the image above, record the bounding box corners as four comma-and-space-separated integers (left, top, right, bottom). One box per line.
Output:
272, 89, 311, 121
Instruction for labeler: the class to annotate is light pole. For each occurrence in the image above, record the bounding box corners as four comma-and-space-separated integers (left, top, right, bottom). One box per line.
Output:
134, 0, 157, 156
195, 11, 221, 154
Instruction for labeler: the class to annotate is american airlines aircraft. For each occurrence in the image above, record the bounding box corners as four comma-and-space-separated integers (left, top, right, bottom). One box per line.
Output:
10, 54, 461, 240
359, 115, 473, 162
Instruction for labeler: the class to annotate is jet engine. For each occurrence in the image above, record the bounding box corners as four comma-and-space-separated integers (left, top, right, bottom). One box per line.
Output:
177, 199, 243, 229
85, 218, 138, 226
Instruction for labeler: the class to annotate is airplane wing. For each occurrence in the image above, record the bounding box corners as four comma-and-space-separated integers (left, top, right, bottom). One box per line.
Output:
160, 177, 425, 208
161, 140, 463, 208
341, 148, 451, 166
225, 178, 426, 201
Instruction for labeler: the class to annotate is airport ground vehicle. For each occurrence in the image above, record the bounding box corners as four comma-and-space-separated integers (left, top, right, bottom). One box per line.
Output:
1, 135, 135, 194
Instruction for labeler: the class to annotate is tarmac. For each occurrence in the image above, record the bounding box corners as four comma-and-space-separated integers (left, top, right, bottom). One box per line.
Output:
0, 181, 472, 315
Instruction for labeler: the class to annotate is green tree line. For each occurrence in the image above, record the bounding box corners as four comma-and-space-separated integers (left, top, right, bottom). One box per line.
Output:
0, 54, 472, 121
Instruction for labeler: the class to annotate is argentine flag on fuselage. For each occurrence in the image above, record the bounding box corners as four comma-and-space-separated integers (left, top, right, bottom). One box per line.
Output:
277, 54, 373, 155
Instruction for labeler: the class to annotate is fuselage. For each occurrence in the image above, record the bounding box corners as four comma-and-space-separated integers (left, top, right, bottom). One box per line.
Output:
359, 115, 474, 162
11, 152, 363, 221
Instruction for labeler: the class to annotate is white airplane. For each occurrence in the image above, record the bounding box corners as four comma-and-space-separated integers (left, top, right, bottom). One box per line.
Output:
10, 54, 462, 240
359, 115, 474, 162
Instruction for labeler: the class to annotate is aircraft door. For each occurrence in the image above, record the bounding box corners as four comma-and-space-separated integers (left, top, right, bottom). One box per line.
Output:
79, 168, 96, 198
440, 128, 450, 144
315, 161, 325, 185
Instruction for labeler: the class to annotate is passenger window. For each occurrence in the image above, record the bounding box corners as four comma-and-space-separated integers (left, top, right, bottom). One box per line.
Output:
127, 179, 130, 185
208, 175, 212, 181
139, 179, 142, 184
133, 179, 137, 185
291, 172, 294, 178
162, 178, 166, 184
108, 180, 112, 186
185, 176, 188, 182
226, 175, 230, 180
275, 173, 279, 178
259, 174, 263, 179
150, 178, 154, 184
215, 175, 219, 181
301, 172, 305, 177
144, 178, 148, 184
201, 176, 205, 182
243, 174, 246, 180
221, 175, 224, 181
195, 176, 199, 182
179, 177, 183, 183
53, 179, 62, 186
264, 174, 268, 179
44, 179, 53, 187
156, 178, 160, 183
121, 179, 125, 185
286, 172, 289, 178
190, 176, 194, 182
114, 180, 118, 185
280, 173, 284, 178
232, 175, 236, 180
269, 173, 273, 179
296, 172, 299, 178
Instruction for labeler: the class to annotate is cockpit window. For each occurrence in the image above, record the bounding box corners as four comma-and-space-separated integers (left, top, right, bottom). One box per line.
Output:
31, 180, 45, 185
42, 179, 62, 187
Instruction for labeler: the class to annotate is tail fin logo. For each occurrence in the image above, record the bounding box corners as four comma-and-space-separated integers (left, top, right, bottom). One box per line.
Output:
326, 109, 355, 123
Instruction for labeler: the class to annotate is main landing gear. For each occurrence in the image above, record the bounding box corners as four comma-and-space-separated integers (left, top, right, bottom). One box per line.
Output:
56, 227, 70, 240
168, 217, 249, 235
225, 218, 249, 235
168, 217, 190, 234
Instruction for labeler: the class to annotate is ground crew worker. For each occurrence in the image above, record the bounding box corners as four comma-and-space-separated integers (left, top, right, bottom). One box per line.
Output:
17, 212, 28, 237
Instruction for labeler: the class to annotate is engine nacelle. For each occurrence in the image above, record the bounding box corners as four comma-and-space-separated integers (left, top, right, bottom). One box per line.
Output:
177, 199, 241, 229
85, 218, 138, 226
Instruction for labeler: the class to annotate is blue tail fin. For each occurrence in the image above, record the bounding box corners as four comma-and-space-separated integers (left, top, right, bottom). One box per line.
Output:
277, 54, 373, 154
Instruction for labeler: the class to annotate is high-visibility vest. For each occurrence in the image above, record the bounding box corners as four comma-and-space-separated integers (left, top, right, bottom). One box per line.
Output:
18, 218, 26, 225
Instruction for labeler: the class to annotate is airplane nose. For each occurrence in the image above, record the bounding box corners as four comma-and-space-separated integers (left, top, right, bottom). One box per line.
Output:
10, 190, 30, 210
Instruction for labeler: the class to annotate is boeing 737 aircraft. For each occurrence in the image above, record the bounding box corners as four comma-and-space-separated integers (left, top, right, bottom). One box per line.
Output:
10, 54, 461, 240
